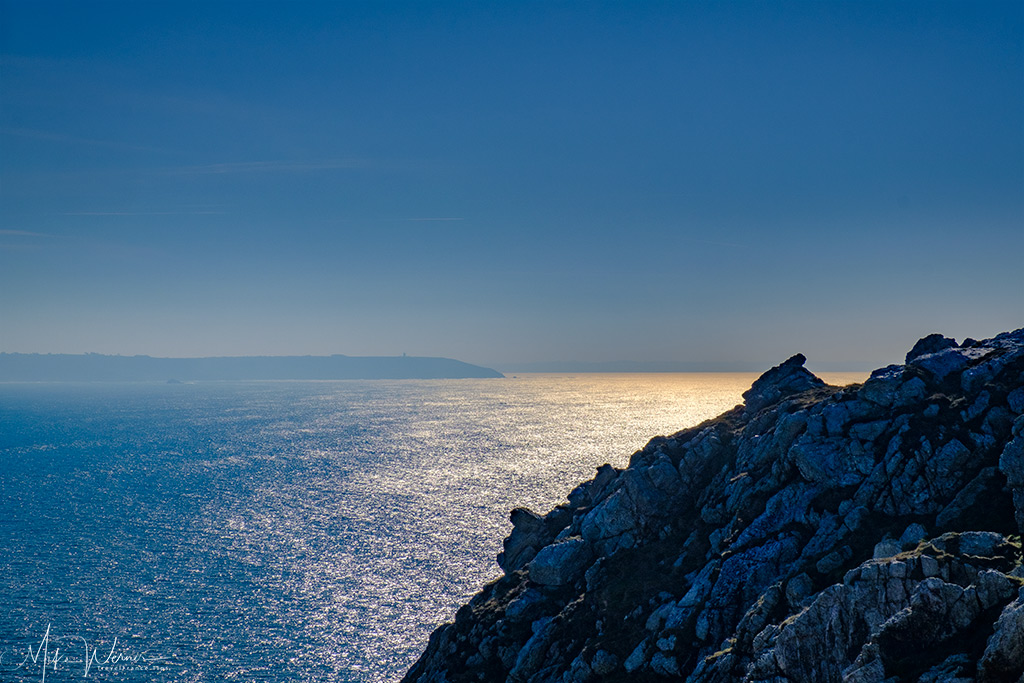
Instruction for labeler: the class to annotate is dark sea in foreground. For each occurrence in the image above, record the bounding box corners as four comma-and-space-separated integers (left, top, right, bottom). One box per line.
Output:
0, 373, 863, 682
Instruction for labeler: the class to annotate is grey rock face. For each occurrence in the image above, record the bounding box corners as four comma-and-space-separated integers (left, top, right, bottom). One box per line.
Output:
588, 650, 618, 676
499, 506, 573, 573
748, 537, 1020, 682
404, 328, 1024, 683
979, 589, 1024, 680
1000, 424, 1024, 534
906, 333, 960, 363
742, 353, 825, 414
507, 617, 557, 682
528, 538, 592, 587
858, 364, 905, 407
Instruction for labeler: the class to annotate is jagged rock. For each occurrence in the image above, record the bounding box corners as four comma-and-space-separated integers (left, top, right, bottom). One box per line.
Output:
962, 349, 1015, 394
528, 538, 592, 587
748, 538, 1020, 681
858, 364, 905, 406
790, 435, 871, 486
895, 375, 928, 405
649, 651, 680, 676
623, 639, 647, 672
900, 522, 928, 547
499, 506, 573, 573
499, 508, 547, 572
956, 530, 1010, 558
566, 463, 619, 509
1008, 387, 1024, 415
589, 650, 618, 676
935, 466, 1002, 529
906, 333, 960, 363
505, 588, 549, 623
403, 328, 1024, 683
911, 347, 975, 383
742, 353, 825, 414
580, 489, 639, 550
916, 653, 973, 682
872, 537, 902, 559
1000, 423, 1024, 534
979, 589, 1024, 680
785, 573, 814, 609
508, 617, 558, 682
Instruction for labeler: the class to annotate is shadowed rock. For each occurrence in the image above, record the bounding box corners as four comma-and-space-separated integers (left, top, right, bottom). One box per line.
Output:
404, 328, 1024, 683
741, 353, 825, 415
906, 333, 960, 363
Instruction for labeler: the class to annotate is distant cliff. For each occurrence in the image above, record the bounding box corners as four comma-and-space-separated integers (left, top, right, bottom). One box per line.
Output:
0, 353, 504, 381
404, 329, 1024, 682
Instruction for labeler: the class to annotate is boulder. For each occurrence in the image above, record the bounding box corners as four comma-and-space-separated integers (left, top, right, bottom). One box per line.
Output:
979, 590, 1024, 680
906, 333, 959, 363
742, 353, 825, 414
528, 538, 592, 587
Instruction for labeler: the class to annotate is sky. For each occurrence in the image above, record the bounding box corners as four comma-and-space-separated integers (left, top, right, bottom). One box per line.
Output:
1, 1, 1022, 370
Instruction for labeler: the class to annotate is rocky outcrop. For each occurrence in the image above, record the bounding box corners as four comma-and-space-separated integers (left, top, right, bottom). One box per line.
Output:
403, 329, 1024, 682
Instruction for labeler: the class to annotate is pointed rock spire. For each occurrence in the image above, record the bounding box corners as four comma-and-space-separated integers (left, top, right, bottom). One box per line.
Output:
742, 353, 825, 414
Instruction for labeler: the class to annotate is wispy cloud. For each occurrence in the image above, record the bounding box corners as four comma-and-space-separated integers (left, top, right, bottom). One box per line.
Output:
0, 243, 45, 251
682, 237, 750, 249
61, 211, 227, 216
165, 159, 377, 175
0, 126, 170, 154
0, 229, 50, 237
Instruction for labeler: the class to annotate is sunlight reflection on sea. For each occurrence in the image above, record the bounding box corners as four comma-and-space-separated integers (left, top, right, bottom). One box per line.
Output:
0, 372, 864, 681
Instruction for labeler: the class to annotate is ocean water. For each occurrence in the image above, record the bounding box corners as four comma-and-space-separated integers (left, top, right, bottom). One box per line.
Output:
0, 373, 864, 682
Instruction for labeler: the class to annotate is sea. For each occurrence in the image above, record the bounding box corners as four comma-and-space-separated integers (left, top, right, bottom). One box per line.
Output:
0, 373, 865, 682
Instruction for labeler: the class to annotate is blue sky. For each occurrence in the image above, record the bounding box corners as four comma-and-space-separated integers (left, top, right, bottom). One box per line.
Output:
1, 1, 1021, 369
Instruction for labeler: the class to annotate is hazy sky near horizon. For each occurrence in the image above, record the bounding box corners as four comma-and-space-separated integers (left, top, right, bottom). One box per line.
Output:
2, 1, 1022, 368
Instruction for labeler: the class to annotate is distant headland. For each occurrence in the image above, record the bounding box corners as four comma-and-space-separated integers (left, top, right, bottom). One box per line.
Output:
0, 353, 504, 381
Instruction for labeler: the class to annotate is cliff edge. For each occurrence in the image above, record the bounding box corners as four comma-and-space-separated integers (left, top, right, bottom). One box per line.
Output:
404, 329, 1024, 682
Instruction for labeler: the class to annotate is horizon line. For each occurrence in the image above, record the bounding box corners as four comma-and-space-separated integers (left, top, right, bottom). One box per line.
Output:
0, 351, 880, 373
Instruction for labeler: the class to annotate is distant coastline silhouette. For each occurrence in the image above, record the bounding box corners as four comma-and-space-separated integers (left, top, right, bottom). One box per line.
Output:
0, 353, 504, 381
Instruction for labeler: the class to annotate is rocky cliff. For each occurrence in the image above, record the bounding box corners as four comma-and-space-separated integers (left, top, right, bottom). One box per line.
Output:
403, 329, 1024, 683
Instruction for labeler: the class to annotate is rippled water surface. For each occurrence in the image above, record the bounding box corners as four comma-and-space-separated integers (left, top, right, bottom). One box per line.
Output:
0, 373, 864, 681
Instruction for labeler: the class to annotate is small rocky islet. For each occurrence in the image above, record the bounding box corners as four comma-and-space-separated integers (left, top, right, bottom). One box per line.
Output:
404, 328, 1024, 682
